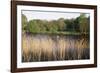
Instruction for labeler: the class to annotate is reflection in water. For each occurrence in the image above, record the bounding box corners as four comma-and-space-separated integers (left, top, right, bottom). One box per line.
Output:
22, 33, 90, 62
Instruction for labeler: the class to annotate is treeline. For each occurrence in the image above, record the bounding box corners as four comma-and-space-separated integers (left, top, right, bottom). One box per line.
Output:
22, 14, 90, 34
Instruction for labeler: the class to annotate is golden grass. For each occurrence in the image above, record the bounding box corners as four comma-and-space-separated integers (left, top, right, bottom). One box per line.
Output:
22, 34, 90, 62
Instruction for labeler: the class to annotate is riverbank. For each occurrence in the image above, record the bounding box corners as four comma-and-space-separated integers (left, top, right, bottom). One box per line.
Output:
23, 31, 89, 36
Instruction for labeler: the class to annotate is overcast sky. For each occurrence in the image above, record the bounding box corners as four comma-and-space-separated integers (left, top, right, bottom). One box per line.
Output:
22, 10, 89, 21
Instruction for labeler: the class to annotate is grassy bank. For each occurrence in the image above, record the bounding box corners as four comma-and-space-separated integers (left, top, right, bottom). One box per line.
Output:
25, 31, 89, 36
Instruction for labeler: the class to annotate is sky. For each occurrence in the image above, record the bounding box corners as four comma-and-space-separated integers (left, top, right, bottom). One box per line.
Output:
22, 10, 89, 21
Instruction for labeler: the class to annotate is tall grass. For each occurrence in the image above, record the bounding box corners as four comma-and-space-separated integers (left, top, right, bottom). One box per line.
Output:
22, 33, 90, 62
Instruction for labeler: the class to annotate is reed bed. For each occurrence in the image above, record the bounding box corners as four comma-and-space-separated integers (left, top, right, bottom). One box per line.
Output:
22, 33, 90, 62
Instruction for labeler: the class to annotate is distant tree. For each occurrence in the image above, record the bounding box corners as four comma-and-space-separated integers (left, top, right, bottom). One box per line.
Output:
87, 16, 90, 32
41, 20, 48, 31
22, 14, 28, 31
26, 13, 90, 34
78, 14, 89, 33
44, 21, 50, 31
28, 20, 40, 33
64, 19, 74, 32
73, 17, 80, 32
34, 19, 46, 32
58, 18, 66, 31
51, 20, 59, 32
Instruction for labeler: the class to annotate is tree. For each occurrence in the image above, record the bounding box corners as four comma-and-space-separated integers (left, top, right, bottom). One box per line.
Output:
64, 19, 74, 32
78, 14, 89, 33
22, 14, 27, 31
58, 18, 66, 31
50, 20, 59, 32
34, 19, 46, 32
26, 13, 90, 34
73, 17, 80, 32
28, 20, 40, 33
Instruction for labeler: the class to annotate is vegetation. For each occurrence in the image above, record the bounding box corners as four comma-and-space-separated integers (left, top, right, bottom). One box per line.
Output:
22, 34, 90, 62
22, 13, 90, 35
22, 13, 90, 62
22, 14, 28, 31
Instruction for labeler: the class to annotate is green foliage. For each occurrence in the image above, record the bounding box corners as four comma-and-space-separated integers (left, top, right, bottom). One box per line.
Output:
22, 14, 27, 31
28, 20, 40, 33
22, 13, 90, 34
48, 20, 58, 32
78, 14, 90, 33
73, 17, 80, 32
58, 18, 66, 31
64, 19, 75, 32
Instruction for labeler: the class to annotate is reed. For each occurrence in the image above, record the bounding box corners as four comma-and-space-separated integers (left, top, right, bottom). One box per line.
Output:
22, 34, 90, 62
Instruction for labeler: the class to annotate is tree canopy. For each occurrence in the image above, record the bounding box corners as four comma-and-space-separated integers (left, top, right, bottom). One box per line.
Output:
22, 13, 90, 35
22, 14, 28, 31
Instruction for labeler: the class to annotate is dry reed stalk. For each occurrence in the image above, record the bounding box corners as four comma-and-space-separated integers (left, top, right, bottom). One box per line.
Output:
22, 34, 89, 62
